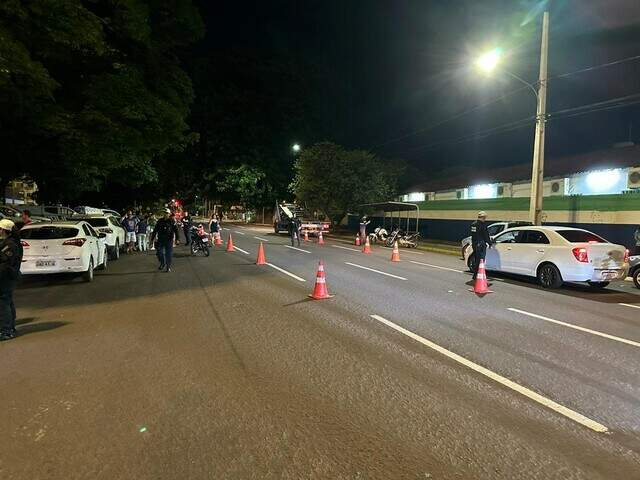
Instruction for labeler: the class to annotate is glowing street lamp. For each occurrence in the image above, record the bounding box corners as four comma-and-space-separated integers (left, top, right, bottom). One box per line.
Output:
292, 143, 301, 153
475, 48, 502, 73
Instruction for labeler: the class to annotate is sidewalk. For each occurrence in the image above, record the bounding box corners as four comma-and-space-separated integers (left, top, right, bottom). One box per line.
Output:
327, 231, 460, 256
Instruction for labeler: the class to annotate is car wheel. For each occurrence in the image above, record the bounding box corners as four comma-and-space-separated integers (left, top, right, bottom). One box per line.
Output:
467, 253, 476, 273
537, 263, 562, 289
83, 258, 94, 283
631, 269, 640, 289
111, 240, 120, 260
97, 249, 108, 271
587, 281, 609, 289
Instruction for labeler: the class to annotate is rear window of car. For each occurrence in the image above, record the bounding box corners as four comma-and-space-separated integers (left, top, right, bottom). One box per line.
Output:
557, 230, 606, 243
21, 227, 79, 239
84, 218, 108, 227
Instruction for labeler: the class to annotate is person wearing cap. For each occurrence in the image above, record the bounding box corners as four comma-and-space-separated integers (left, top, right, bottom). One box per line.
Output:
150, 209, 179, 272
470, 211, 494, 280
0, 219, 23, 341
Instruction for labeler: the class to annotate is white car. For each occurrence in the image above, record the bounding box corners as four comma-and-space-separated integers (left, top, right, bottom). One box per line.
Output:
464, 226, 629, 289
74, 215, 126, 259
460, 221, 531, 258
20, 221, 108, 282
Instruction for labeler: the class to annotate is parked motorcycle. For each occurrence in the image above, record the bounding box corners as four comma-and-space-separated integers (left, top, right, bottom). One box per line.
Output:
384, 229, 420, 248
190, 226, 210, 257
368, 227, 388, 244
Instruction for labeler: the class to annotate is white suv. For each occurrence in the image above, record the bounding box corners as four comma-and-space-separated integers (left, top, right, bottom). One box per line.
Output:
74, 215, 126, 260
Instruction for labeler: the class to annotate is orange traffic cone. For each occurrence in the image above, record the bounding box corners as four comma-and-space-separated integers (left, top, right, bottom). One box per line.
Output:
308, 261, 334, 300
362, 236, 372, 254
214, 233, 223, 246
304, 230, 309, 242
355, 235, 361, 246
390, 241, 400, 262
469, 259, 493, 294
318, 231, 325, 245
226, 233, 235, 252
256, 242, 267, 265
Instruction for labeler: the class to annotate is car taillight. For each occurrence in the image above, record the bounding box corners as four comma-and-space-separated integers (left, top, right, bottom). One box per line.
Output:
624, 249, 629, 263
20, 240, 29, 247
572, 247, 588, 263
101, 228, 113, 234
63, 238, 86, 247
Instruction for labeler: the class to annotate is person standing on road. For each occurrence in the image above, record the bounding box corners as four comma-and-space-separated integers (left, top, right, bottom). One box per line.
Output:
136, 215, 149, 252
151, 210, 179, 272
470, 211, 494, 280
634, 225, 640, 256
122, 211, 138, 254
208, 214, 220, 241
182, 211, 192, 246
359, 215, 370, 243
288, 215, 301, 247
0, 219, 23, 341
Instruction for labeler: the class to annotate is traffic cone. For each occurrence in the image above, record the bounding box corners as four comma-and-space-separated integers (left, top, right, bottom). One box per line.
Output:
214, 233, 223, 246
469, 259, 493, 294
362, 236, 372, 254
355, 235, 361, 246
304, 230, 309, 242
226, 233, 235, 252
308, 261, 334, 300
390, 241, 400, 262
318, 231, 325, 245
256, 242, 267, 265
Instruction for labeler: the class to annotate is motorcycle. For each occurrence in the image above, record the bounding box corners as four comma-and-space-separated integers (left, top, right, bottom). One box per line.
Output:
368, 227, 388, 244
384, 229, 421, 248
190, 225, 210, 257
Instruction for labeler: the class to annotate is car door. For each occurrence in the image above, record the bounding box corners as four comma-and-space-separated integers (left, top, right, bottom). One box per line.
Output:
510, 229, 550, 275
82, 224, 99, 263
485, 230, 521, 272
86, 224, 104, 264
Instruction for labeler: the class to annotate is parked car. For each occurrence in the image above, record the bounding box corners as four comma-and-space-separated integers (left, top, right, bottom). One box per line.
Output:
73, 215, 126, 259
102, 208, 122, 219
461, 221, 532, 258
463, 226, 629, 289
20, 221, 108, 282
629, 255, 640, 289
73, 206, 105, 215
18, 205, 76, 221
0, 205, 51, 225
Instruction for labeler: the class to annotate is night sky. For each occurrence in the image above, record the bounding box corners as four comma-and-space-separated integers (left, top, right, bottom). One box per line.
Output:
196, 0, 640, 180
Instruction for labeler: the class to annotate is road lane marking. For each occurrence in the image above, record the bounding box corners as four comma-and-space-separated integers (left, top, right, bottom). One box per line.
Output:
234, 231, 246, 235
233, 246, 250, 255
285, 245, 311, 254
369, 314, 608, 433
345, 262, 407, 280
254, 236, 269, 242
509, 308, 640, 348
619, 303, 640, 310
409, 260, 464, 273
266, 263, 306, 282
332, 245, 361, 252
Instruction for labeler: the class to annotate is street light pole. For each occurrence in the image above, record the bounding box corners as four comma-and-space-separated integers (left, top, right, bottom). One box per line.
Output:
529, 11, 549, 225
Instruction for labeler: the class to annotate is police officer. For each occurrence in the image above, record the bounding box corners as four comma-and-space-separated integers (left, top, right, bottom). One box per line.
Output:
288, 214, 301, 247
0, 219, 23, 341
470, 211, 494, 280
150, 210, 179, 272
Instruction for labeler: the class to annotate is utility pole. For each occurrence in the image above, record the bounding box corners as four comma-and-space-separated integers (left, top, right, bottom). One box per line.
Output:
529, 11, 549, 225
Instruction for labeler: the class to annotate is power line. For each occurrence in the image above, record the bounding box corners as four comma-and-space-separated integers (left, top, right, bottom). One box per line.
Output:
551, 54, 640, 80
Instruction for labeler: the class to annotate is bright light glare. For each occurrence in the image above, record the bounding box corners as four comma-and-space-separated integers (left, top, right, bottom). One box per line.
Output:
476, 49, 502, 73
471, 184, 496, 199
586, 169, 621, 192
292, 143, 301, 152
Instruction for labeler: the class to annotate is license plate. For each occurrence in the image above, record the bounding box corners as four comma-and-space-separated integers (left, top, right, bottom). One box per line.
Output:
602, 271, 617, 280
36, 260, 56, 267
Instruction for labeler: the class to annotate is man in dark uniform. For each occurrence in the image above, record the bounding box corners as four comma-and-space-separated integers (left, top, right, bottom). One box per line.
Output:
470, 211, 494, 280
151, 210, 179, 272
181, 210, 192, 246
288, 214, 300, 247
0, 219, 23, 341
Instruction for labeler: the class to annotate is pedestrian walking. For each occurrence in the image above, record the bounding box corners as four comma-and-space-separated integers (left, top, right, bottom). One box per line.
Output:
136, 215, 149, 252
634, 225, 640, 256
182, 211, 192, 246
470, 211, 494, 280
121, 211, 138, 254
288, 215, 301, 247
359, 215, 370, 244
150, 210, 179, 272
0, 219, 23, 341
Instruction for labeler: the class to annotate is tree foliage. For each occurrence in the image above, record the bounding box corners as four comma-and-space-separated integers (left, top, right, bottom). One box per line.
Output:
215, 164, 273, 210
290, 142, 402, 224
0, 0, 204, 202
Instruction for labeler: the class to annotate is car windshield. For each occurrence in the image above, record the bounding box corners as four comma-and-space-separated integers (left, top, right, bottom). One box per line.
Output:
557, 230, 607, 243
83, 218, 108, 227
21, 226, 79, 239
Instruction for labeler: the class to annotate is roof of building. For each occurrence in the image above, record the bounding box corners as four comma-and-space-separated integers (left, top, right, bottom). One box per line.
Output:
404, 144, 640, 193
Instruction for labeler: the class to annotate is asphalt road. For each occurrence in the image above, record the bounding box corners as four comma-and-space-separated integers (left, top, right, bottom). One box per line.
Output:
2, 225, 640, 479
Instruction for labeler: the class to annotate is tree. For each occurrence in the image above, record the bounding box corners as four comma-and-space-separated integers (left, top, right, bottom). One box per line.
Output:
215, 164, 274, 210
290, 142, 400, 225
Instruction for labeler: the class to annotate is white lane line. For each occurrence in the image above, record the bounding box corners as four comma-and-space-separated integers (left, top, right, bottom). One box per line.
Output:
234, 231, 246, 235
345, 262, 407, 280
254, 236, 269, 242
332, 245, 361, 252
232, 246, 250, 255
369, 314, 608, 433
409, 260, 464, 274
285, 245, 311, 254
619, 303, 640, 310
509, 308, 640, 348
266, 263, 306, 282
